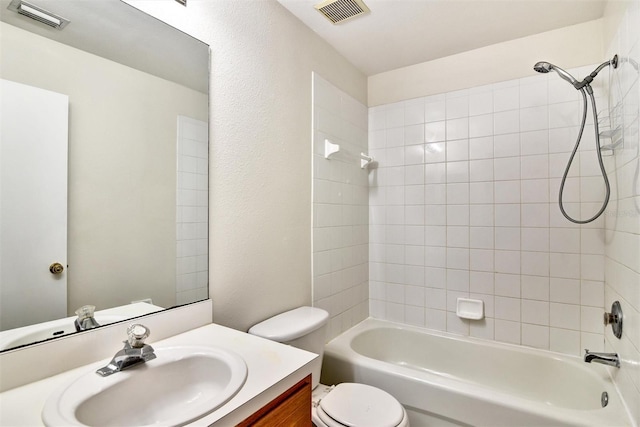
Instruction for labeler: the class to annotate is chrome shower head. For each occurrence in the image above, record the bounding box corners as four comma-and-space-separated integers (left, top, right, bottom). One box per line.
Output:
533, 62, 552, 73
533, 61, 579, 86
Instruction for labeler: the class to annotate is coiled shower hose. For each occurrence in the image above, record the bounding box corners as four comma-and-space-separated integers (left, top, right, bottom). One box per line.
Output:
558, 86, 610, 224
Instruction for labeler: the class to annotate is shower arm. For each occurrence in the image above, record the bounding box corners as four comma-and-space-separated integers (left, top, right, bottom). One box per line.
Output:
573, 55, 618, 91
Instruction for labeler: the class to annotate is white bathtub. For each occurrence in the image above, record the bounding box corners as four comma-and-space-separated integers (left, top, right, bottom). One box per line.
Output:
321, 318, 630, 427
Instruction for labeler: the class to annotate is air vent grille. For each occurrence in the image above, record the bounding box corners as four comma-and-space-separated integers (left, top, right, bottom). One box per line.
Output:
314, 0, 370, 24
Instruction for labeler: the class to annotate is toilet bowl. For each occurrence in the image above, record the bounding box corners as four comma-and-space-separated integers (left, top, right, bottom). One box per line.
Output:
312, 383, 409, 427
248, 307, 409, 427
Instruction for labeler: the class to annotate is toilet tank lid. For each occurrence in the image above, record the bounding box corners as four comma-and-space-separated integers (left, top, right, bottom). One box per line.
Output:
248, 306, 329, 342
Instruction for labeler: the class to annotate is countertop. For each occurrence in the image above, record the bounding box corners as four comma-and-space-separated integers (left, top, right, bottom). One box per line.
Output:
0, 322, 317, 426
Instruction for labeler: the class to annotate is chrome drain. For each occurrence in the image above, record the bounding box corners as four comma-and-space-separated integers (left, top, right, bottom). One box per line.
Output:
601, 391, 609, 407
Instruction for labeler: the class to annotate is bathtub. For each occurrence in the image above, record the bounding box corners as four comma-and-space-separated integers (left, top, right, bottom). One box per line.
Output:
320, 318, 630, 427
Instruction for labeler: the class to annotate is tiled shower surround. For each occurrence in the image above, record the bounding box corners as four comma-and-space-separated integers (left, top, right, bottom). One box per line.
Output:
312, 74, 369, 340
603, 1, 640, 421
365, 7, 640, 410
313, 4, 639, 419
368, 68, 614, 355
176, 116, 209, 306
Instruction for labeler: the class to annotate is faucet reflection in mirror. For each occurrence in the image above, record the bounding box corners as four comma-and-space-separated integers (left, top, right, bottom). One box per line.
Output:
0, 0, 210, 352
0, 302, 164, 351
74, 306, 100, 332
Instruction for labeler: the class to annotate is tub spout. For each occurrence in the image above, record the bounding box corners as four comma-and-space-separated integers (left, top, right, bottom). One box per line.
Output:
584, 349, 620, 368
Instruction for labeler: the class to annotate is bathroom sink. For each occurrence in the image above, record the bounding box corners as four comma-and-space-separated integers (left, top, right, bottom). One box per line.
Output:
41, 346, 248, 427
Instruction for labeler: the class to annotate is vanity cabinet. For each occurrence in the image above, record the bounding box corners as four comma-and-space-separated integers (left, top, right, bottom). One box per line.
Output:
238, 375, 312, 426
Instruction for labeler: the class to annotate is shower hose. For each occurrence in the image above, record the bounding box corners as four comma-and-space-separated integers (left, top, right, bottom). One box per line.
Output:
558, 86, 610, 224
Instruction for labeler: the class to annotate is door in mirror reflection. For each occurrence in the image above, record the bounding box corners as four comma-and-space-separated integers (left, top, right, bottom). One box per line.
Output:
0, 79, 68, 330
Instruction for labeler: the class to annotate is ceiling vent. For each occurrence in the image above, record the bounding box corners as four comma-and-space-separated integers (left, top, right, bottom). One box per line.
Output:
314, 0, 370, 24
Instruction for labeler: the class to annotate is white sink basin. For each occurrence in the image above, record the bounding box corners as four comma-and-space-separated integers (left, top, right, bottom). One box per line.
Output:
42, 346, 248, 427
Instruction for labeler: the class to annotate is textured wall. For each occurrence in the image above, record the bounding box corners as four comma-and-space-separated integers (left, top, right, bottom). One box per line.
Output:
126, 0, 367, 331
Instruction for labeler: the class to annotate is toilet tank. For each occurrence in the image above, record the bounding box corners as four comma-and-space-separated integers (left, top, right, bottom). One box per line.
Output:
248, 306, 329, 388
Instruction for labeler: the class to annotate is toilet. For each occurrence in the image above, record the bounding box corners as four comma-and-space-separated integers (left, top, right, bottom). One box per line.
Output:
248, 306, 409, 427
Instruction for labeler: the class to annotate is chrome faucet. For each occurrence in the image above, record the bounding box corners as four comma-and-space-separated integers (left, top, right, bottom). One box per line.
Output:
74, 305, 100, 331
96, 324, 156, 377
584, 349, 620, 368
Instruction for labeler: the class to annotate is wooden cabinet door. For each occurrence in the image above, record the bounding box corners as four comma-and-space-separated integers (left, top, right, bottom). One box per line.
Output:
238, 375, 312, 427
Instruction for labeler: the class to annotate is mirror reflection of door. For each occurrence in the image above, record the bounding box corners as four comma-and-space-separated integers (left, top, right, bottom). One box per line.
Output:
0, 79, 68, 331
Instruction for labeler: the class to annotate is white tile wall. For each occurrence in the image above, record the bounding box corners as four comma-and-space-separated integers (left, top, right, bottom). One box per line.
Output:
312, 73, 369, 340
176, 116, 208, 305
603, 1, 640, 424
368, 63, 611, 354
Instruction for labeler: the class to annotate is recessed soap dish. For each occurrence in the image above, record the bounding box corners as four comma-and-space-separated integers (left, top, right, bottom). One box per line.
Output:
456, 298, 484, 320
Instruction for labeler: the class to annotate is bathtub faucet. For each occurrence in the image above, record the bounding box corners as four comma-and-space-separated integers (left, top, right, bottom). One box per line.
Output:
584, 349, 620, 368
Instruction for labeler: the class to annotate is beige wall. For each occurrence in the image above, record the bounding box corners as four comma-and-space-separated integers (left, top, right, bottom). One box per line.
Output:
368, 19, 605, 106
0, 22, 207, 312
126, 0, 367, 331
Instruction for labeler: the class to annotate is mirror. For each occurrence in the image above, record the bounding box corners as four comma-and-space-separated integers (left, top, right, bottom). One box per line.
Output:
0, 0, 209, 351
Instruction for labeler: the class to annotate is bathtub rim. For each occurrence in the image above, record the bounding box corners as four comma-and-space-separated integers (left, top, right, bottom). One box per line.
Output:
322, 317, 632, 427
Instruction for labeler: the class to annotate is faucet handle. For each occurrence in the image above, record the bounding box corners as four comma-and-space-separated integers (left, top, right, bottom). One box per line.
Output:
127, 324, 151, 348
75, 305, 96, 320
603, 301, 623, 339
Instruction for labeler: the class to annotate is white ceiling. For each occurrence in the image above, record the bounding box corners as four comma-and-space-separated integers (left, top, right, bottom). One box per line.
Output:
278, 0, 607, 76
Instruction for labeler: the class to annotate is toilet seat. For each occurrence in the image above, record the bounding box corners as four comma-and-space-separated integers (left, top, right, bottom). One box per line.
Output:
313, 383, 408, 427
